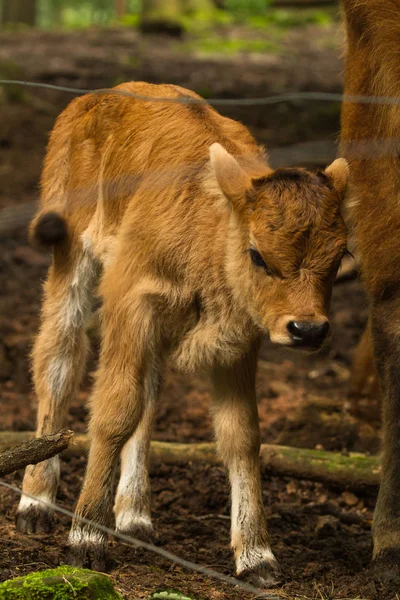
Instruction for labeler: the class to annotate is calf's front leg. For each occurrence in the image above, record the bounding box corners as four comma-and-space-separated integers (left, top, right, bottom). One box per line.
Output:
210, 342, 280, 587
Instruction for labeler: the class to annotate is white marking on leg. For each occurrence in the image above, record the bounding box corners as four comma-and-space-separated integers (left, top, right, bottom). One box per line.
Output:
114, 423, 153, 533
116, 512, 153, 533
68, 528, 105, 546
47, 355, 75, 400
18, 492, 54, 513
18, 456, 60, 512
236, 546, 277, 576
114, 370, 159, 534
230, 464, 276, 576
46, 251, 98, 402
67, 251, 98, 328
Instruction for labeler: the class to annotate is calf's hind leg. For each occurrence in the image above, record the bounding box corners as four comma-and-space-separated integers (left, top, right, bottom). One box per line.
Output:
16, 249, 98, 533
68, 294, 159, 570
210, 342, 280, 588
114, 361, 161, 540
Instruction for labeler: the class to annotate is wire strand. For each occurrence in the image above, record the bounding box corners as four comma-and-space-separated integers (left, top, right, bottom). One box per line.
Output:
0, 480, 281, 600
2, 78, 400, 107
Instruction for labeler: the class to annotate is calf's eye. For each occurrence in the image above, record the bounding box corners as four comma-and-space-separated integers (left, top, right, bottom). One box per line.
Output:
249, 248, 272, 275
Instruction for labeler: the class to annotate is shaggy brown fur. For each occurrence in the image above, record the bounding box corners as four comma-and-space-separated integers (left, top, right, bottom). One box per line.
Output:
341, 0, 400, 575
16, 81, 348, 586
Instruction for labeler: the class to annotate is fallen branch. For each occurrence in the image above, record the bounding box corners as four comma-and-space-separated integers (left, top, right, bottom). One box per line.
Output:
0, 429, 74, 477
0, 431, 380, 490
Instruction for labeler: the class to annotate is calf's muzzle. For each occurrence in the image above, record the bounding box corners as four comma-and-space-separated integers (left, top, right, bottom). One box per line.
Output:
287, 320, 329, 349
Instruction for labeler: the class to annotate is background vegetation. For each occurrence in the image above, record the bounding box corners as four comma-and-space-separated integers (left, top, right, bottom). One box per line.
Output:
0, 0, 336, 32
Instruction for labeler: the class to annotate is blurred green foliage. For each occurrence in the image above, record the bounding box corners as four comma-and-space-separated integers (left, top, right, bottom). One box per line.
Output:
179, 35, 280, 55
37, 0, 140, 27
5, 0, 335, 30
225, 0, 271, 18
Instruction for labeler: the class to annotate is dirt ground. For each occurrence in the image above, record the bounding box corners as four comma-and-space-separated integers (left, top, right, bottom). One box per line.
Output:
0, 23, 396, 600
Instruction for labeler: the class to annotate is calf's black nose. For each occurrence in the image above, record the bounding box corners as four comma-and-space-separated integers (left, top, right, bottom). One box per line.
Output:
287, 320, 329, 348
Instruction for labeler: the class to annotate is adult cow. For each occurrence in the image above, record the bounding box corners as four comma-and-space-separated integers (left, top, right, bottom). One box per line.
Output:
341, 0, 400, 575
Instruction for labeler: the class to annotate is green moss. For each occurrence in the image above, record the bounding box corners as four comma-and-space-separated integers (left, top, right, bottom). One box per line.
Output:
181, 9, 234, 32
119, 14, 140, 28
150, 590, 200, 600
254, 8, 334, 29
0, 566, 123, 599
178, 35, 279, 56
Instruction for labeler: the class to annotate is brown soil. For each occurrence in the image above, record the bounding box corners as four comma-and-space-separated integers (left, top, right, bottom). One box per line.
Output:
0, 25, 394, 600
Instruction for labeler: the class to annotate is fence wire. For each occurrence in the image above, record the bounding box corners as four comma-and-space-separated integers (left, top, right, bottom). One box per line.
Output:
2, 78, 400, 107
0, 480, 281, 600
0, 78, 400, 234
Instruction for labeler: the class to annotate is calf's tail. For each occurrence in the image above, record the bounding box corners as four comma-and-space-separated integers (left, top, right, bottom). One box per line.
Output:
29, 210, 68, 250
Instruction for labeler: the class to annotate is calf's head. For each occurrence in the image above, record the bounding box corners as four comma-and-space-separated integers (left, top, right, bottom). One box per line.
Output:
210, 143, 348, 351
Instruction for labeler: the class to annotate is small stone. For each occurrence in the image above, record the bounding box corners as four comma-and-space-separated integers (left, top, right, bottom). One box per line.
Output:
341, 491, 359, 507
317, 493, 328, 505
151, 591, 201, 600
308, 369, 321, 380
315, 515, 340, 538
286, 481, 297, 495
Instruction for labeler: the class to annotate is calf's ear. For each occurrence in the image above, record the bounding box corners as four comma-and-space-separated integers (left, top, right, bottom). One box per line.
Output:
209, 143, 250, 209
325, 158, 349, 197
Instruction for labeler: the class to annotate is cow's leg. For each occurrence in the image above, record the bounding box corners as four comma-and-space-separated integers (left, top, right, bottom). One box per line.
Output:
371, 300, 400, 573
210, 342, 280, 587
67, 294, 159, 570
349, 317, 380, 409
113, 361, 161, 540
16, 249, 98, 533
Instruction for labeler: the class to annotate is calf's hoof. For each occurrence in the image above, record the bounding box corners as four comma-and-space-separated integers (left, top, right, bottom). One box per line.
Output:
237, 549, 281, 588
16, 502, 54, 534
67, 529, 108, 572
116, 514, 155, 544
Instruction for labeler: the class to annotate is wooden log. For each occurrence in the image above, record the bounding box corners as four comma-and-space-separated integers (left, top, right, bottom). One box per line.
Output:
0, 431, 380, 490
0, 429, 73, 477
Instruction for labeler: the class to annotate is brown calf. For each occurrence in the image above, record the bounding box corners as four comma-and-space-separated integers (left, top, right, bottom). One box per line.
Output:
16, 81, 348, 586
341, 0, 400, 576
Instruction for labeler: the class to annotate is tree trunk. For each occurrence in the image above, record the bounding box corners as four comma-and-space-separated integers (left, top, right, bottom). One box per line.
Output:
140, 0, 184, 36
115, 0, 126, 19
0, 431, 381, 491
2, 0, 38, 26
